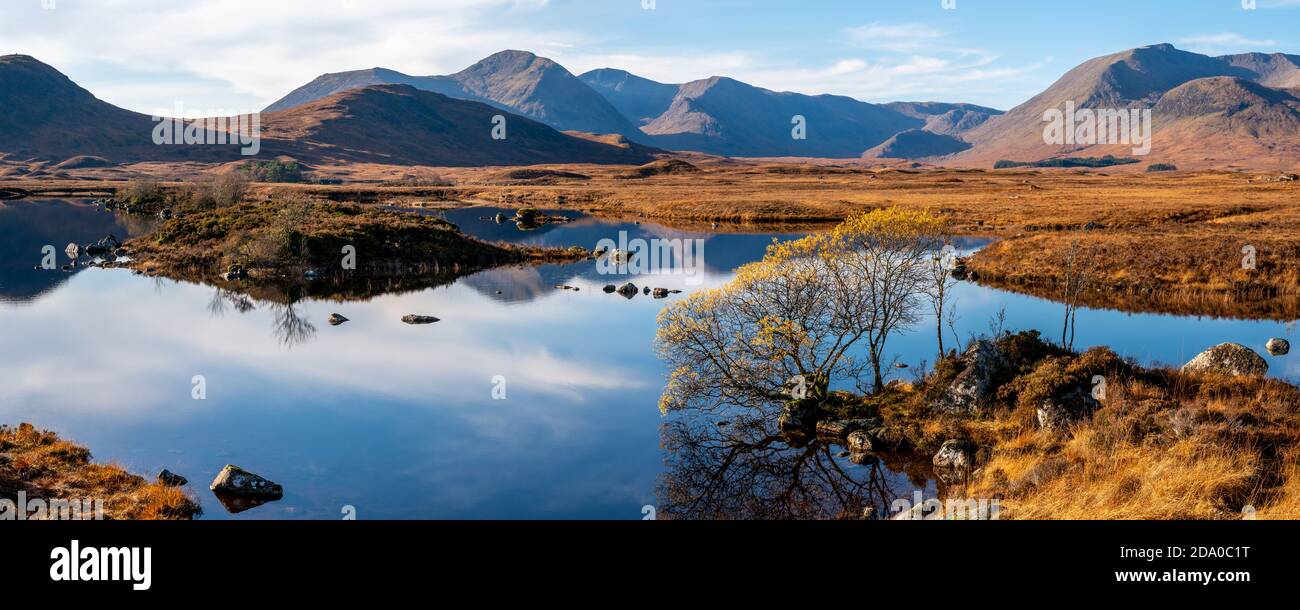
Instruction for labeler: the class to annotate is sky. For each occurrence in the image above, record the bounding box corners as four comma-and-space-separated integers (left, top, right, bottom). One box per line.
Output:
1, 0, 1298, 115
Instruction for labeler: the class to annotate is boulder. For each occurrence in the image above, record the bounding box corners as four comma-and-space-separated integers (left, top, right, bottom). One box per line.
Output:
83, 234, 121, 256
402, 315, 440, 325
157, 469, 188, 487
930, 340, 1007, 414
777, 400, 820, 435
847, 430, 876, 453
815, 418, 880, 440
328, 313, 349, 326
1036, 386, 1102, 432
652, 288, 671, 299
616, 283, 639, 299
1267, 338, 1290, 357
1181, 343, 1268, 377
933, 439, 975, 470
602, 284, 617, 294
209, 465, 283, 499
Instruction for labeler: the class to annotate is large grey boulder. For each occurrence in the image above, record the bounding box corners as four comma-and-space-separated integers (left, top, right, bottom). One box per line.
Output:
1181, 343, 1268, 377
1037, 386, 1102, 432
933, 439, 975, 470
210, 465, 283, 499
815, 418, 880, 440
930, 340, 1007, 414
847, 430, 877, 454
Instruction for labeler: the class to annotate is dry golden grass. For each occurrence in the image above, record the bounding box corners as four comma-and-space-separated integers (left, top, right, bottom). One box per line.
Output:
945, 346, 1300, 520
1, 423, 200, 520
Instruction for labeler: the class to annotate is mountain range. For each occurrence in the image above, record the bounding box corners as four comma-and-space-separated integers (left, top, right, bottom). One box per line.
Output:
3, 44, 1300, 170
953, 44, 1300, 169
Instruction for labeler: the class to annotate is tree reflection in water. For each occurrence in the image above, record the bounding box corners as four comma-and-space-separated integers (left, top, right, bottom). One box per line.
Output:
656, 406, 933, 520
269, 301, 316, 349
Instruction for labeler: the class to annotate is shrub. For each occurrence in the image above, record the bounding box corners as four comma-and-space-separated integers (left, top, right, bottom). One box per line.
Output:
1147, 163, 1178, 172
182, 172, 250, 211
118, 178, 165, 206
241, 159, 304, 183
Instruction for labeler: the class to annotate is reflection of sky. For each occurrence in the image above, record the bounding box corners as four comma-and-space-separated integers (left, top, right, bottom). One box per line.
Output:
2, 202, 1298, 519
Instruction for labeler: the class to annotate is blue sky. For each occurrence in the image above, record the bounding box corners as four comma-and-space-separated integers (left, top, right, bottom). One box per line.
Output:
1, 0, 1297, 114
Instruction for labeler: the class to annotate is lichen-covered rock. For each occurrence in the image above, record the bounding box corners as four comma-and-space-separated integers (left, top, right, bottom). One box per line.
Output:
815, 418, 880, 440
1266, 338, 1290, 357
1037, 386, 1102, 432
210, 465, 283, 499
930, 340, 1007, 414
847, 430, 876, 453
1181, 343, 1268, 377
933, 439, 975, 470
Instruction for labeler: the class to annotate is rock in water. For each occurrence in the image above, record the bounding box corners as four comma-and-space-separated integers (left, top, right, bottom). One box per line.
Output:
402, 315, 440, 325
815, 418, 880, 440
933, 439, 975, 470
1266, 338, 1290, 357
1181, 343, 1268, 377
602, 284, 617, 294
616, 283, 639, 299
157, 469, 188, 487
210, 465, 283, 499
652, 288, 671, 299
328, 313, 349, 326
847, 430, 876, 453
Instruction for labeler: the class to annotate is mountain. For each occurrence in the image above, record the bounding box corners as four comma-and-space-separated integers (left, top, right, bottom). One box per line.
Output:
862, 129, 972, 159
639, 76, 923, 157
259, 84, 657, 166
578, 68, 681, 125
883, 102, 1003, 135
0, 54, 242, 163
1221, 52, 1300, 89
953, 44, 1300, 169
265, 51, 647, 143
0, 56, 657, 167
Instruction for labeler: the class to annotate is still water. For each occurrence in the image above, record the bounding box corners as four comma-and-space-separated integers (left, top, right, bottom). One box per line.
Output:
1, 200, 1297, 519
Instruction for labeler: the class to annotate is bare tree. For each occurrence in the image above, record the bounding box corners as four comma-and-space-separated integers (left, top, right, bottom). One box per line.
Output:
1059, 240, 1092, 351
924, 240, 959, 358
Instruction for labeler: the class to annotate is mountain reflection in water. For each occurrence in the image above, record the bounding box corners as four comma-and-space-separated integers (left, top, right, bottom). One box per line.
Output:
0, 200, 1297, 519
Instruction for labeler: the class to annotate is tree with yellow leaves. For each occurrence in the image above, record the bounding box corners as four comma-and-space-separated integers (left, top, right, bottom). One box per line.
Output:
656, 208, 945, 418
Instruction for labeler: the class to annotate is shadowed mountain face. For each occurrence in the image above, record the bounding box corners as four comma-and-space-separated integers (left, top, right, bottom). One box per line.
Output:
578, 68, 682, 125
259, 84, 657, 166
883, 102, 1004, 136
862, 129, 972, 160
265, 51, 647, 143
0, 56, 655, 167
640, 76, 924, 158
955, 44, 1300, 169
0, 55, 246, 164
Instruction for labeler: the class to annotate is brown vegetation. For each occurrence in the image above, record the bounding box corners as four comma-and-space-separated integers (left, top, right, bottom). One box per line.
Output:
1, 424, 200, 520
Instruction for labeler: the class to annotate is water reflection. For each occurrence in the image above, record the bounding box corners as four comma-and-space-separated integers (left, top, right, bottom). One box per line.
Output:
0, 199, 156, 304
657, 407, 935, 520
0, 200, 1298, 519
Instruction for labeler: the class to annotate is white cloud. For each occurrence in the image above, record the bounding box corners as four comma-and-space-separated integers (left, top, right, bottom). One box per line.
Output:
0, 0, 568, 112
